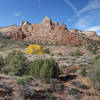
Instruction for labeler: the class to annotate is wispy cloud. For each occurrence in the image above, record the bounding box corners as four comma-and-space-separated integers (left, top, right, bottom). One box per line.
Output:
64, 0, 81, 18
67, 0, 100, 22
74, 15, 91, 29
74, 11, 100, 29
13, 12, 21, 17
13, 12, 25, 21
65, 0, 100, 34
86, 26, 100, 32
86, 25, 100, 35
78, 0, 100, 14
64, 0, 100, 34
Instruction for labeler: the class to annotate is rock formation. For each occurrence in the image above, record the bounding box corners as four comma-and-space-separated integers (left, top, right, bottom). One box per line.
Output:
0, 16, 100, 46
69, 29, 100, 41
0, 25, 25, 40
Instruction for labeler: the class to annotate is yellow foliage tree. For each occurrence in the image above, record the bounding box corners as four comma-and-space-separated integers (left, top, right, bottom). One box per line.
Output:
25, 44, 45, 55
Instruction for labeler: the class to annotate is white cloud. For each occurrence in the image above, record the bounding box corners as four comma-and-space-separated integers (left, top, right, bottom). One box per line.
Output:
13, 12, 21, 17
78, 0, 100, 14
74, 11, 100, 29
86, 26, 100, 32
64, 0, 81, 18
86, 25, 100, 36
64, 0, 100, 34
67, 0, 100, 22
74, 15, 90, 29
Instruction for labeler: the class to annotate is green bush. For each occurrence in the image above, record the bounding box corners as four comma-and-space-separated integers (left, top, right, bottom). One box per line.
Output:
6, 50, 30, 76
80, 68, 87, 77
70, 50, 83, 56
87, 45, 98, 54
94, 54, 100, 61
30, 58, 59, 81
0, 66, 12, 74
40, 59, 59, 81
16, 76, 33, 85
44, 48, 50, 54
89, 55, 100, 90
30, 59, 44, 78
0, 55, 4, 66
0, 55, 4, 73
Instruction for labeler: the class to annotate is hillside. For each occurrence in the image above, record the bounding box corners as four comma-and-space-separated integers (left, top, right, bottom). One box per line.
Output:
0, 17, 100, 100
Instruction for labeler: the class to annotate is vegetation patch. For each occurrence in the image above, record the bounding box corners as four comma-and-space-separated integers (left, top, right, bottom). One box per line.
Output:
30, 58, 60, 81
0, 55, 4, 66
69, 50, 83, 56
25, 44, 45, 55
6, 50, 30, 76
89, 54, 100, 90
16, 76, 33, 85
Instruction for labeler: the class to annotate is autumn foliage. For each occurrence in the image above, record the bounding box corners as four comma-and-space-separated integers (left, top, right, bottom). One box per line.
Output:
25, 44, 45, 55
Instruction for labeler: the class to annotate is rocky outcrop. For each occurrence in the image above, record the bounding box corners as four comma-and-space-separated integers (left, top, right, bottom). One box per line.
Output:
0, 25, 25, 40
69, 29, 100, 41
83, 31, 100, 40
0, 16, 100, 45
19, 16, 86, 46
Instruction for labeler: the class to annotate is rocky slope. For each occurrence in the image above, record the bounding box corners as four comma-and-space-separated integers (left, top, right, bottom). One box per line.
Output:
0, 33, 100, 100
0, 16, 100, 46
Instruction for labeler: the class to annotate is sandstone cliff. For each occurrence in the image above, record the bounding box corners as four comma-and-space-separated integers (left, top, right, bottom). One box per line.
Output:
0, 16, 100, 46
0, 25, 25, 40
69, 29, 100, 41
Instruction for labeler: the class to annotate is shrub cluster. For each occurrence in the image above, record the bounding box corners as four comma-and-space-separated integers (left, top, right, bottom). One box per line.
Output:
16, 76, 33, 85
70, 50, 83, 56
0, 50, 59, 82
0, 55, 4, 73
44, 48, 50, 54
6, 50, 30, 76
0, 55, 4, 66
89, 54, 100, 90
30, 58, 60, 81
87, 45, 98, 54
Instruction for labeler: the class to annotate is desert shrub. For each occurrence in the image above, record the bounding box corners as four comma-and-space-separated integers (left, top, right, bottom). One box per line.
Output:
0, 55, 5, 73
70, 50, 83, 56
44, 48, 50, 54
0, 55, 4, 66
30, 59, 44, 78
20, 85, 37, 99
87, 45, 93, 51
16, 76, 33, 85
80, 68, 87, 77
40, 59, 59, 81
87, 45, 98, 54
6, 50, 30, 76
94, 53, 100, 61
89, 55, 100, 90
30, 58, 59, 81
0, 66, 12, 74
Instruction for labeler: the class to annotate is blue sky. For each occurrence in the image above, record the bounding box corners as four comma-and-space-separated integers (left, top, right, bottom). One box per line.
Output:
0, 0, 100, 35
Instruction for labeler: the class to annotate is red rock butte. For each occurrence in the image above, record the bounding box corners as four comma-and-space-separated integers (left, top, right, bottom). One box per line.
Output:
0, 16, 100, 46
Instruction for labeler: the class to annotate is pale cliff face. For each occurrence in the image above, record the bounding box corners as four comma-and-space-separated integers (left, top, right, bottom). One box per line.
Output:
69, 29, 100, 41
0, 25, 18, 33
